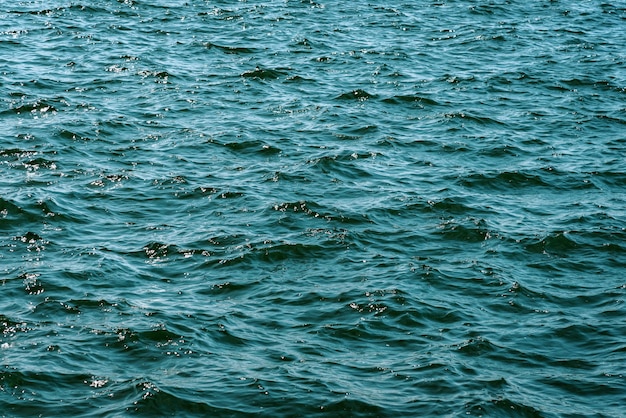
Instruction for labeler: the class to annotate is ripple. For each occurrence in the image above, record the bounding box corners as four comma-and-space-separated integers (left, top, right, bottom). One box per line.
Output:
2, 0, 625, 416
241, 67, 288, 80
335, 89, 376, 101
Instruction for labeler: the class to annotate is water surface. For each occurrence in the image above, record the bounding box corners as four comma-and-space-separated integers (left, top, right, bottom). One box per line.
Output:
1, 1, 625, 416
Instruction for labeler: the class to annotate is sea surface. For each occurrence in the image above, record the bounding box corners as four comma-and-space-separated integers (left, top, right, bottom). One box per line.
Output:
1, 1, 625, 416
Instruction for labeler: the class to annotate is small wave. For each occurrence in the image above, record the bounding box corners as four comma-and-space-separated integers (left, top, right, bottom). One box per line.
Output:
241, 67, 287, 80
223, 139, 282, 155
259, 242, 342, 263
206, 239, 348, 268
306, 154, 375, 181
22, 157, 57, 171
457, 170, 552, 191
381, 94, 439, 106
453, 336, 498, 356
465, 397, 544, 417
538, 374, 625, 400
316, 398, 386, 417
0, 197, 28, 218
0, 314, 31, 337
137, 70, 174, 80
262, 170, 312, 183
215, 191, 245, 199
8, 100, 58, 115
65, 298, 119, 311
198, 8, 243, 21
436, 217, 492, 243
442, 74, 476, 84
479, 144, 526, 157
0, 148, 38, 160
142, 241, 176, 260
289, 37, 317, 53
559, 77, 625, 93
8, 8, 64, 16
597, 114, 626, 126
203, 42, 256, 54
502, 280, 546, 301
284, 74, 316, 83
335, 124, 379, 137
586, 170, 626, 188
203, 280, 262, 296
274, 199, 371, 226
0, 196, 67, 224
56, 129, 94, 141
273, 200, 332, 220
335, 89, 376, 101
440, 111, 506, 126
523, 232, 580, 256
14, 231, 45, 244
129, 382, 237, 416
468, 3, 509, 15
428, 196, 494, 217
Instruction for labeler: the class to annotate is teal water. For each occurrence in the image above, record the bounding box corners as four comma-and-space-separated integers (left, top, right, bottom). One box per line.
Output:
1, 1, 625, 416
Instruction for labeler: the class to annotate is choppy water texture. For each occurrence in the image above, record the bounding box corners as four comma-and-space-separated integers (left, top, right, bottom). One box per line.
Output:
1, 0, 626, 416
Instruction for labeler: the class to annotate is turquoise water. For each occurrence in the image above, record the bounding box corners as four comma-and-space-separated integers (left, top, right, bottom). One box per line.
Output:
1, 1, 625, 416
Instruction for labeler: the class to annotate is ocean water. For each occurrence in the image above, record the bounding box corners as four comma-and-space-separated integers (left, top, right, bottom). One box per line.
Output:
1, 0, 625, 416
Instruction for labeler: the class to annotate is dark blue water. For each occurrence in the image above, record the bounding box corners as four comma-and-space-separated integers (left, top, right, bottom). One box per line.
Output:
1, 1, 625, 416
